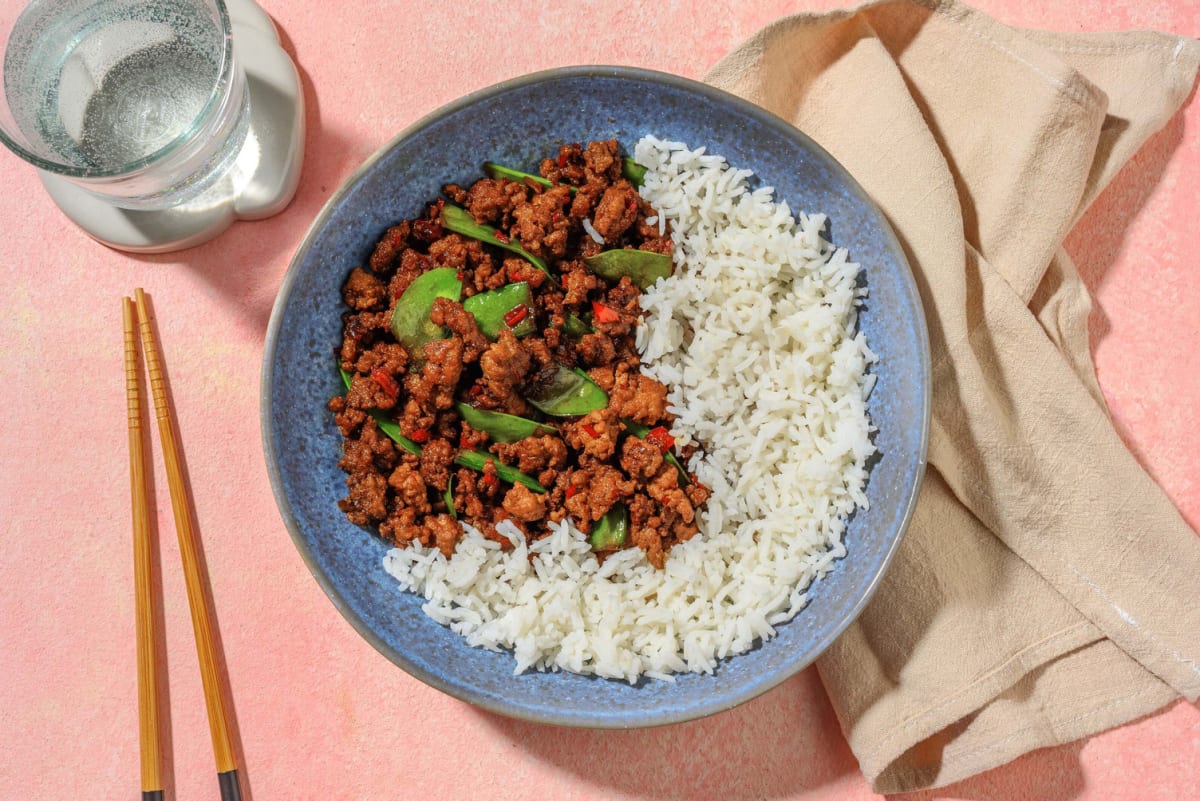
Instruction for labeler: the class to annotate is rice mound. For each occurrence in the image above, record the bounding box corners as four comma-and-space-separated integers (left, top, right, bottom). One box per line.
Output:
382, 135, 877, 683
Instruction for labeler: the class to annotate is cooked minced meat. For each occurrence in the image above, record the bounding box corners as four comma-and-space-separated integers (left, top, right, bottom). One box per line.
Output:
330, 140, 709, 568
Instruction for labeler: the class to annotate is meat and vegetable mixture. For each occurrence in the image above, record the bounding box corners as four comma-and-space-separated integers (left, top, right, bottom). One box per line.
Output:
328, 140, 709, 568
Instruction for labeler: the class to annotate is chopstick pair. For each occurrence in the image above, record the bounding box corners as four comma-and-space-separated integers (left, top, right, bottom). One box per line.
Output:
123, 289, 241, 801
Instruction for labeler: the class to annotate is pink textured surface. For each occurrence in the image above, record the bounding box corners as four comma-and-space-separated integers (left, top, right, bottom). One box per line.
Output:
1, 2, 1196, 799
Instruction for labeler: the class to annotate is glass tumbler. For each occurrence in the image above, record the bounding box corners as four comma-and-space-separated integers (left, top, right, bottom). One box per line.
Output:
0, 0, 250, 211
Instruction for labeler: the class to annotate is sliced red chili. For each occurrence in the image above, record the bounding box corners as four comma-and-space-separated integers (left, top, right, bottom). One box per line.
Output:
370, 368, 399, 399
410, 428, 431, 444
582, 422, 600, 438
503, 304, 529, 327
565, 485, 579, 499
591, 301, 620, 324
492, 229, 510, 244
482, 472, 499, 488
645, 426, 675, 454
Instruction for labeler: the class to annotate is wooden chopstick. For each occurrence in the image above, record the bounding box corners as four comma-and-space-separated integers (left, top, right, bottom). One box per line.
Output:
124, 297, 163, 801
132, 288, 241, 801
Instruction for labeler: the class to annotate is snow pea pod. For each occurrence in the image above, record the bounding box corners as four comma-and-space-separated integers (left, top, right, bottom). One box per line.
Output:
525, 365, 608, 417
389, 267, 462, 357
462, 282, 536, 340
589, 503, 628, 551
482, 156, 647, 191
583, 249, 672, 289
440, 204, 552, 280
444, 475, 456, 518
454, 450, 546, 493
455, 402, 556, 443
622, 418, 689, 484
339, 368, 421, 455
562, 312, 592, 338
621, 158, 647, 187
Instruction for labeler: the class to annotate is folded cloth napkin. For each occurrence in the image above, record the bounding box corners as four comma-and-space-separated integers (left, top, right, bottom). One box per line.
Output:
706, 0, 1200, 792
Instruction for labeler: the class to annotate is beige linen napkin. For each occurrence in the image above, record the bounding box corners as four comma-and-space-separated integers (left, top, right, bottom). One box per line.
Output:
706, 0, 1200, 792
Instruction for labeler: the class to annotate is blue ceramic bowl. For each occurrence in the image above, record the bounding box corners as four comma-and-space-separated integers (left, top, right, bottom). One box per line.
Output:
262, 66, 930, 727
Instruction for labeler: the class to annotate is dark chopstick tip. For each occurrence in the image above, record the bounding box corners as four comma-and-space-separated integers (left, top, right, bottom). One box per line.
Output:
219, 769, 241, 801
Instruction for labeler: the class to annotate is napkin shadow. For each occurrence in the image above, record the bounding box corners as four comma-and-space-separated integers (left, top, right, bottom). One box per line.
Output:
895, 737, 1086, 801
474, 666, 859, 800
1066, 89, 1193, 349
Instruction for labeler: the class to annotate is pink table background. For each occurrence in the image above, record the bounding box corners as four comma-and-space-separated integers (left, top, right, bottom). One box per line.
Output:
2, 2, 1196, 799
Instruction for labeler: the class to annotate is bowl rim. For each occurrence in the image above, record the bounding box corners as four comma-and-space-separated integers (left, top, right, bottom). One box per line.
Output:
260, 64, 931, 728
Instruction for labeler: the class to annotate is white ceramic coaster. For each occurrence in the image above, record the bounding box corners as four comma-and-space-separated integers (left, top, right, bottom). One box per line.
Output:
39, 0, 305, 253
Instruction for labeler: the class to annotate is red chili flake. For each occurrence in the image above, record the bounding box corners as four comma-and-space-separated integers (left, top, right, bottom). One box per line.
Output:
410, 428, 431, 444
455, 268, 465, 282
626, 196, 639, 211
482, 473, 499, 488
467, 384, 484, 398
582, 422, 600, 438
591, 301, 620, 324
565, 485, 579, 499
492, 229, 510, 244
551, 210, 563, 223
557, 150, 568, 169
459, 434, 471, 448
370, 368, 399, 399
645, 426, 675, 454
503, 304, 529, 327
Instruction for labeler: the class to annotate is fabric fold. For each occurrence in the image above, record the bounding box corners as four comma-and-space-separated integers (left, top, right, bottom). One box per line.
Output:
706, 0, 1200, 791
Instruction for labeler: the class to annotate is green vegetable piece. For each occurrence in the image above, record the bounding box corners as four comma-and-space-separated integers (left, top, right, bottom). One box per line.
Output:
583, 249, 672, 289
525, 365, 608, 417
455, 402, 556, 443
339, 368, 421, 455
621, 418, 689, 484
485, 158, 645, 190
462, 282, 536, 340
622, 157, 647, 187
440, 205, 552, 280
389, 267, 462, 357
562, 313, 592, 338
589, 503, 628, 551
454, 450, 546, 493
444, 475, 456, 519
483, 161, 559, 191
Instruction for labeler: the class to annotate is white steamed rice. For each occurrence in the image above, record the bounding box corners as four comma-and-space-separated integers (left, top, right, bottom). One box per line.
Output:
382, 135, 877, 683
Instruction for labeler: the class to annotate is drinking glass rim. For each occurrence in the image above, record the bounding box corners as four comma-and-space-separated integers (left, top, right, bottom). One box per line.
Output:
0, 0, 236, 179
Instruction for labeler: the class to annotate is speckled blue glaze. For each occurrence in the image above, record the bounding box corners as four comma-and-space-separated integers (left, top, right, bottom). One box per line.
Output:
261, 66, 930, 728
